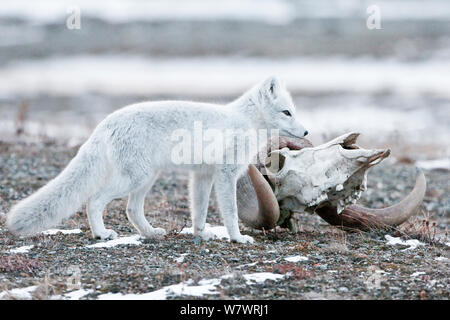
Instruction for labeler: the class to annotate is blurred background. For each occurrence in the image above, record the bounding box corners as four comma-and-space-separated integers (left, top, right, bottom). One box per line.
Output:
0, 0, 449, 166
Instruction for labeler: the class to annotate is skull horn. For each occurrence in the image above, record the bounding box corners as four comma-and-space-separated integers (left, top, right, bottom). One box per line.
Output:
314, 168, 426, 231
237, 164, 280, 229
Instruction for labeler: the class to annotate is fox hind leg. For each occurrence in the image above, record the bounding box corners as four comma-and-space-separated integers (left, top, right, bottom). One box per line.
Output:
126, 172, 166, 239
87, 174, 150, 240
87, 193, 119, 240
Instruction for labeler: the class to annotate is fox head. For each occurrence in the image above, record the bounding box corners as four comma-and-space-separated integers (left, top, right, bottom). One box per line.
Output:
252, 76, 308, 139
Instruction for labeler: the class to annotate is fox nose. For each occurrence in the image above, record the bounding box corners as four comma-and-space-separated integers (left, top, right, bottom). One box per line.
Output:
304, 130, 308, 136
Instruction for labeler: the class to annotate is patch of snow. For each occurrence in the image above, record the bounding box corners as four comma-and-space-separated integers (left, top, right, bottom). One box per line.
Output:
243, 272, 285, 285
42, 228, 82, 235
63, 289, 93, 300
416, 158, 450, 170
284, 255, 308, 263
0, 285, 38, 300
9, 245, 34, 254
385, 235, 424, 251
181, 223, 230, 241
98, 278, 221, 300
236, 262, 258, 269
174, 253, 188, 264
411, 271, 426, 277
98, 272, 284, 300
263, 259, 277, 264
236, 259, 278, 269
434, 257, 448, 262
86, 235, 142, 248
51, 288, 93, 300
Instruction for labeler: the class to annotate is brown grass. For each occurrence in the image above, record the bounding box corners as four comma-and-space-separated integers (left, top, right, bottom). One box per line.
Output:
394, 209, 445, 244
0, 255, 41, 273
268, 263, 314, 280
14, 101, 29, 136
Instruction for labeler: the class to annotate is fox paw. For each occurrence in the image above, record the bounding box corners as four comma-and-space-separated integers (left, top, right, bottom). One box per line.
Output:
231, 234, 255, 243
141, 227, 166, 239
231, 234, 254, 244
94, 229, 118, 240
196, 228, 217, 241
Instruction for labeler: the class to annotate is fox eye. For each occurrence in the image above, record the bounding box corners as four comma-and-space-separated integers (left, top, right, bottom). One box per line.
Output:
282, 110, 292, 117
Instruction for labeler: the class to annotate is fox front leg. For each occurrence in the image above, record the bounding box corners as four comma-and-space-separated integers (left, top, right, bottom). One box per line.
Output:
215, 170, 254, 244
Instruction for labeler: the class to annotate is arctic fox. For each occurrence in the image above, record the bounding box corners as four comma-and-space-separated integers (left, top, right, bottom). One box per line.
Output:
6, 76, 308, 243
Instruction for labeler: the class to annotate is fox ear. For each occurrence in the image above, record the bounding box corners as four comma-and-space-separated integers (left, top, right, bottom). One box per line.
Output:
259, 76, 281, 101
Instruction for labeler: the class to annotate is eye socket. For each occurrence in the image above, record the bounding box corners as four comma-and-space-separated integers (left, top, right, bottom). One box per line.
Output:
282, 110, 292, 117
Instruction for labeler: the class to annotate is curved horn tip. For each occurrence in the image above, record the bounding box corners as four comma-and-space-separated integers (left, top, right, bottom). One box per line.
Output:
415, 167, 425, 179
315, 166, 427, 231
414, 167, 427, 196
248, 164, 260, 177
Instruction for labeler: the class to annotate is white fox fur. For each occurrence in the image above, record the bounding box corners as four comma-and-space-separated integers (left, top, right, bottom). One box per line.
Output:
6, 76, 307, 243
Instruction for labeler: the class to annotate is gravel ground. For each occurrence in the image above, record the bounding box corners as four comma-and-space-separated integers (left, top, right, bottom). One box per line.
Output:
0, 140, 448, 300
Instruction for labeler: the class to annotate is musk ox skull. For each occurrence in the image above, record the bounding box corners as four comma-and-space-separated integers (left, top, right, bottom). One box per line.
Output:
265, 132, 390, 214
237, 132, 426, 231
